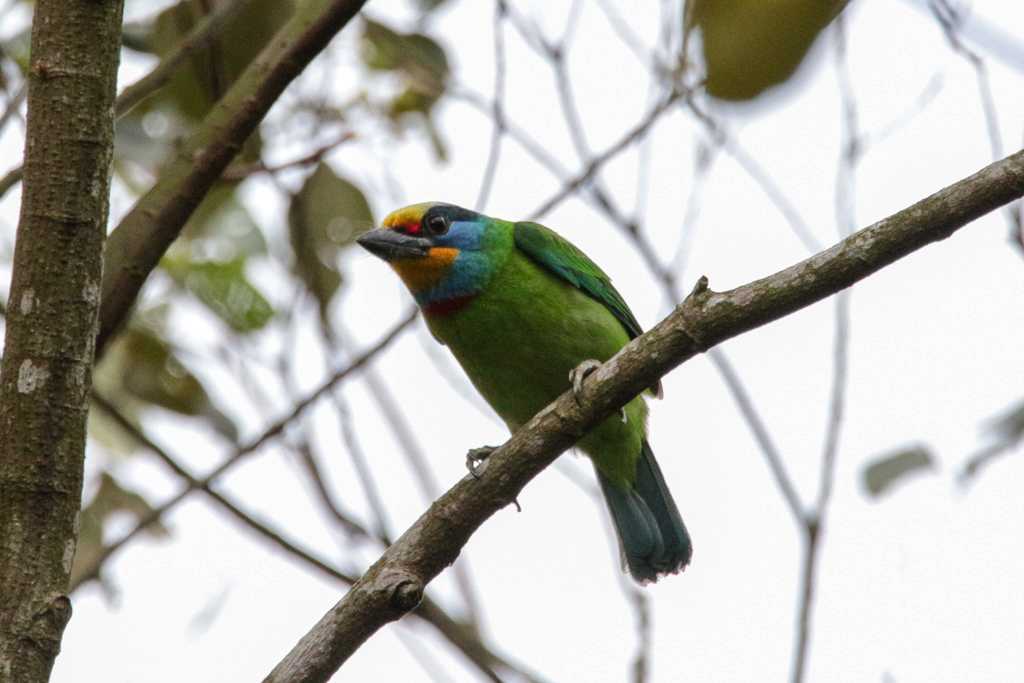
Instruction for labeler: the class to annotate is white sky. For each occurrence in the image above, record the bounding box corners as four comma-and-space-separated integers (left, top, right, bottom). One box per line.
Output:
1, 1, 1019, 681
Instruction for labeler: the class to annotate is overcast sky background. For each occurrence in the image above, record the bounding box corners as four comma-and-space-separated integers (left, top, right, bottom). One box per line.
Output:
0, 1, 1021, 681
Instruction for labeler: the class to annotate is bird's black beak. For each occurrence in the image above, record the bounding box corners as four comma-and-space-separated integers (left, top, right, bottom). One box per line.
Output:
357, 229, 432, 261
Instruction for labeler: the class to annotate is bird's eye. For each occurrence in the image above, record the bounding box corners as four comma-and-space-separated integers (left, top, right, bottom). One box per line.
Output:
425, 214, 449, 236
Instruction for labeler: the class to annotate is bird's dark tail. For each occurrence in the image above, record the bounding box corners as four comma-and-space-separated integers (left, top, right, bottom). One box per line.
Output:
596, 439, 691, 584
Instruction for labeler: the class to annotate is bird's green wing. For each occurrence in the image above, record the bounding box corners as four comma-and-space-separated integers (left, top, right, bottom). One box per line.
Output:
514, 221, 663, 398
513, 221, 644, 340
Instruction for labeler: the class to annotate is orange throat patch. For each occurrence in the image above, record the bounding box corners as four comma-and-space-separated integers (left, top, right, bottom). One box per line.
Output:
390, 247, 459, 293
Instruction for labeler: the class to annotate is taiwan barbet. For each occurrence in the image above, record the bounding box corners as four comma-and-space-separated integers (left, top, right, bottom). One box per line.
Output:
357, 202, 691, 583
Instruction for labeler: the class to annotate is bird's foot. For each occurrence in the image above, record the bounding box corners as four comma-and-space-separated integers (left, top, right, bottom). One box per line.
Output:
569, 359, 627, 421
569, 359, 602, 407
465, 445, 497, 480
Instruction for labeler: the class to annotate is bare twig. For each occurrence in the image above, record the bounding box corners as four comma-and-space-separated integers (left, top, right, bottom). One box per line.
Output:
474, 0, 508, 211
792, 24, 860, 682
529, 91, 681, 219
73, 310, 415, 581
85, 391, 527, 683
220, 131, 354, 180
684, 98, 824, 253
265, 148, 1024, 683
929, 0, 1024, 252
709, 348, 804, 521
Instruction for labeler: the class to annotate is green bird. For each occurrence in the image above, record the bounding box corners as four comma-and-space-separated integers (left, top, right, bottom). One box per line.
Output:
357, 202, 691, 583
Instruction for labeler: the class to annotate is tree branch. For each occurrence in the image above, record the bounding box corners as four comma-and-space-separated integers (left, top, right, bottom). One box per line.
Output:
264, 150, 1024, 683
98, 0, 368, 357
87, 391, 542, 683
0, 1, 124, 680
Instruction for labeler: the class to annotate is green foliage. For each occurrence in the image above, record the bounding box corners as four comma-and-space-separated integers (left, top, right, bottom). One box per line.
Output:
180, 182, 268, 258
93, 317, 237, 442
690, 0, 844, 101
162, 254, 275, 333
360, 17, 451, 159
147, 0, 294, 124
862, 445, 935, 498
288, 162, 373, 322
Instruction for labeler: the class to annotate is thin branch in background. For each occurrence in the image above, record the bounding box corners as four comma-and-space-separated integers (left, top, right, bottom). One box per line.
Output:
529, 90, 681, 219
359, 366, 486, 629
220, 130, 354, 181
593, 0, 660, 70
332, 391, 394, 542
0, 82, 25, 136
474, 0, 507, 211
393, 627, 457, 683
684, 97, 824, 253
0, 165, 21, 202
625, 584, 652, 683
455, 88, 571, 180
930, 0, 1023, 246
861, 73, 943, 149
668, 139, 719, 281
75, 310, 415, 579
502, 3, 555, 56
295, 438, 373, 539
708, 349, 805, 522
82, 392, 362, 589
85, 392, 523, 683
792, 21, 860, 683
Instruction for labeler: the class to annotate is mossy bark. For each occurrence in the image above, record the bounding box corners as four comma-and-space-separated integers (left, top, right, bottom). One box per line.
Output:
0, 2, 124, 681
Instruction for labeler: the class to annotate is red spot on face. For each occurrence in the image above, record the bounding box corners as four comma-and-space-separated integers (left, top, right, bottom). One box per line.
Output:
398, 222, 422, 235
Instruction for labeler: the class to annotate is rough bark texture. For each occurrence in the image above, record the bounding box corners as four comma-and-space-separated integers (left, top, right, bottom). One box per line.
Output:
264, 149, 1024, 683
97, 0, 368, 356
0, 1, 124, 682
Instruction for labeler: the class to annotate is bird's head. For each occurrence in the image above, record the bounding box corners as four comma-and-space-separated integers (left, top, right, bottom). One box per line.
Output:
358, 202, 505, 313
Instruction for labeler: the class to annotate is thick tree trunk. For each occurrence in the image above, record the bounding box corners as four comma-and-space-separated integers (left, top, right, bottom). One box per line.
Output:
0, 2, 124, 681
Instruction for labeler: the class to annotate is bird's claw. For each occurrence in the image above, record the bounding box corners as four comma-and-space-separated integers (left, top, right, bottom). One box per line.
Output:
466, 445, 497, 479
569, 359, 602, 406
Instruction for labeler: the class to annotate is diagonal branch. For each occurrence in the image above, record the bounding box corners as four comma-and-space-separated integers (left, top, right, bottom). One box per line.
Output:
98, 0, 368, 357
86, 391, 544, 683
264, 150, 1024, 683
71, 311, 415, 585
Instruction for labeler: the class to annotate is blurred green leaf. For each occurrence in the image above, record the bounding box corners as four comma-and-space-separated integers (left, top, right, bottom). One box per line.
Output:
149, 0, 294, 122
984, 398, 1024, 443
691, 0, 844, 101
361, 19, 448, 96
119, 326, 214, 414
862, 445, 936, 498
960, 398, 1024, 482
288, 162, 373, 321
182, 183, 268, 258
117, 0, 294, 171
412, 0, 452, 13
360, 18, 450, 158
94, 319, 239, 441
1, 26, 31, 75
71, 472, 170, 591
163, 254, 275, 333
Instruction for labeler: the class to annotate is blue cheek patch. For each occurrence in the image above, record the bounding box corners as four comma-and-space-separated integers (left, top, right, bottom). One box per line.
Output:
415, 222, 496, 307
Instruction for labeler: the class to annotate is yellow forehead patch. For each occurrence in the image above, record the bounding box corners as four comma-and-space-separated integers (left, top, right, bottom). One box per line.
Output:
390, 247, 459, 291
382, 203, 437, 230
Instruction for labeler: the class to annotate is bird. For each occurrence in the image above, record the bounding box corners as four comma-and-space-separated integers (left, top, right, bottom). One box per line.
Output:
357, 202, 691, 583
